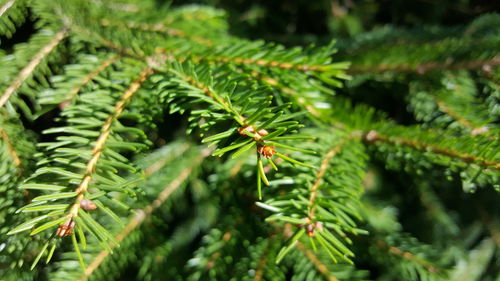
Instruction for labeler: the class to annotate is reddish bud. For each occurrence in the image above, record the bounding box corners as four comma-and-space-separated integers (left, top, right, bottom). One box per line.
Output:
56, 219, 75, 237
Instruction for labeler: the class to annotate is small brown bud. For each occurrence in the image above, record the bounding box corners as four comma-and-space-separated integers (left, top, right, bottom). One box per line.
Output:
257, 144, 276, 158
80, 199, 97, 211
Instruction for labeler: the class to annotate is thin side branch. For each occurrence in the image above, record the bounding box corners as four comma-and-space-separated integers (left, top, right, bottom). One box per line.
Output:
376, 240, 440, 273
78, 148, 210, 281
100, 19, 213, 46
174, 70, 247, 125
308, 136, 352, 220
192, 55, 328, 72
251, 72, 322, 118
364, 130, 500, 170
63, 55, 121, 103
349, 56, 500, 75
435, 100, 474, 129
67, 67, 154, 221
0, 28, 68, 107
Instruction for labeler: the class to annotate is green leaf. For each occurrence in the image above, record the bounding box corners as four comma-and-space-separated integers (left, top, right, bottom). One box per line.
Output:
72, 232, 86, 271
276, 228, 305, 263
257, 168, 262, 200
76, 224, 87, 250
8, 215, 49, 235
79, 211, 117, 245
94, 200, 124, 226
46, 243, 56, 264
268, 157, 278, 171
21, 204, 69, 213
201, 128, 236, 143
31, 242, 49, 270
275, 152, 314, 168
30, 217, 67, 235
319, 228, 354, 257
270, 141, 316, 154
34, 167, 82, 178
32, 192, 78, 202
19, 184, 66, 191
258, 156, 269, 186
266, 215, 305, 224
261, 127, 287, 140
212, 139, 252, 156
315, 232, 338, 263
231, 141, 255, 159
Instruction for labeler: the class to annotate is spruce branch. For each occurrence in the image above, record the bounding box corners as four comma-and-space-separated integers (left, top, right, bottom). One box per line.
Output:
0, 28, 68, 108
79, 147, 210, 280
65, 67, 153, 226
63, 55, 121, 105
99, 18, 214, 46
364, 130, 500, 170
295, 241, 339, 281
376, 240, 440, 274
348, 56, 500, 75
307, 134, 355, 220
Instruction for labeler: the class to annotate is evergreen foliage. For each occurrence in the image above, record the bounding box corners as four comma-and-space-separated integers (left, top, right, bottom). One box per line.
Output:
0, 0, 498, 280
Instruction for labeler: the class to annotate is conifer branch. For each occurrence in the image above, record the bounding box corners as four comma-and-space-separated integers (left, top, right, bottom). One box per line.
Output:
349, 56, 500, 75
296, 241, 340, 281
99, 19, 213, 46
364, 130, 500, 170
62, 55, 121, 104
79, 147, 210, 280
251, 72, 323, 118
376, 240, 440, 273
0, 28, 68, 107
170, 68, 247, 125
193, 55, 328, 72
0, 127, 21, 168
308, 136, 353, 220
66, 67, 153, 224
69, 25, 142, 60
434, 99, 475, 129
